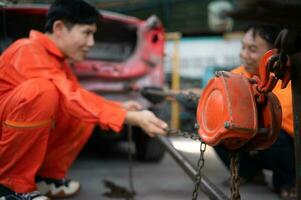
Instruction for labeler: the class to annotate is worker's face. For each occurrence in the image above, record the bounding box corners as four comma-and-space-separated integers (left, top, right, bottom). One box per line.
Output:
239, 30, 271, 75
59, 23, 96, 62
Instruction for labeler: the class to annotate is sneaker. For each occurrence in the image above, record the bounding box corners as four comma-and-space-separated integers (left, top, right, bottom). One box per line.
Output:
0, 184, 50, 200
276, 185, 297, 200
36, 177, 80, 199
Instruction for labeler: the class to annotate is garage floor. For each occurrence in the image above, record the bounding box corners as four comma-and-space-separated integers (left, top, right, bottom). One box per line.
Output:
67, 136, 282, 200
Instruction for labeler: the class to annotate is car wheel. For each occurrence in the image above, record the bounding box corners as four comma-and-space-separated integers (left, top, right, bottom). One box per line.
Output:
133, 127, 165, 162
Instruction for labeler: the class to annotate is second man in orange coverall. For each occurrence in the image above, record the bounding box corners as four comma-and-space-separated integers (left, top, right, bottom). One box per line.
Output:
214, 24, 295, 199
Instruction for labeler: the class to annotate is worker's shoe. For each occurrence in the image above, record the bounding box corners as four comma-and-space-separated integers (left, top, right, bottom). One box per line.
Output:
276, 185, 297, 200
36, 177, 80, 199
0, 184, 50, 200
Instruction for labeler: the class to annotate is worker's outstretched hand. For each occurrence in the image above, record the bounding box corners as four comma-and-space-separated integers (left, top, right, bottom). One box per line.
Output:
125, 110, 168, 137
122, 100, 142, 111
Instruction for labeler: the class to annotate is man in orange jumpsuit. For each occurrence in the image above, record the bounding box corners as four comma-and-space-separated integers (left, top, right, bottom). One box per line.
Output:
0, 0, 167, 199
214, 25, 295, 199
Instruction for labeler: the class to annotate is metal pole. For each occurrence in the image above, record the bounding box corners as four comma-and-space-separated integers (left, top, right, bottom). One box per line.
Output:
166, 32, 181, 129
291, 56, 301, 200
157, 135, 229, 200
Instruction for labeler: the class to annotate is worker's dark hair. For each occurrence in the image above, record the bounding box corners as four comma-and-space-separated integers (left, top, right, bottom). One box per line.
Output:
246, 24, 283, 48
45, 0, 100, 33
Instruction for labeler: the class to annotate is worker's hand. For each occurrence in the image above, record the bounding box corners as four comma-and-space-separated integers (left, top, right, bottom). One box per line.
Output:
125, 110, 168, 137
122, 100, 142, 111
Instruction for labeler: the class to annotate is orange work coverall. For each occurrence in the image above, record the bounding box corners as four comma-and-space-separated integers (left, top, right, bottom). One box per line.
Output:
0, 30, 127, 193
232, 66, 294, 136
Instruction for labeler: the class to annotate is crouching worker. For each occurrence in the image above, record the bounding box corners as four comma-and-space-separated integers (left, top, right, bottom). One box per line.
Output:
0, 0, 167, 199
214, 25, 295, 199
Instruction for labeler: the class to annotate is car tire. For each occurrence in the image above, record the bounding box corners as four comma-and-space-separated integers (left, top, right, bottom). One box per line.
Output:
133, 127, 165, 162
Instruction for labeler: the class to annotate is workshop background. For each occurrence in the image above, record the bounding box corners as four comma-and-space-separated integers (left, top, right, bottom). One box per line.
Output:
0, 0, 288, 199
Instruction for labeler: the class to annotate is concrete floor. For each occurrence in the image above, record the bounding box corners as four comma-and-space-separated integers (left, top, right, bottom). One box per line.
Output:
67, 137, 282, 200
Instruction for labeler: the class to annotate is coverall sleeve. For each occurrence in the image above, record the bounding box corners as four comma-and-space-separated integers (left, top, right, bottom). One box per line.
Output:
10, 43, 127, 132
272, 82, 294, 136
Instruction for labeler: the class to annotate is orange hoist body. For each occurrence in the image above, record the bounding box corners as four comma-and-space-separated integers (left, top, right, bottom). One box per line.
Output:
197, 71, 258, 150
197, 49, 284, 150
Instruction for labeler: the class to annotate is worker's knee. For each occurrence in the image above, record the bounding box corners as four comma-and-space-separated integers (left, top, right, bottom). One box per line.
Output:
14, 78, 59, 115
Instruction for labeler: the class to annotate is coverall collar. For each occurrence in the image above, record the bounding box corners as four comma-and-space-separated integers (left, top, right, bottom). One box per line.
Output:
239, 65, 254, 78
29, 30, 65, 59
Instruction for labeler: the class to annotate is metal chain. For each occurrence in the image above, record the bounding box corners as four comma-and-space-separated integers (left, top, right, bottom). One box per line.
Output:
230, 151, 241, 200
192, 139, 207, 200
164, 127, 207, 200
164, 127, 202, 141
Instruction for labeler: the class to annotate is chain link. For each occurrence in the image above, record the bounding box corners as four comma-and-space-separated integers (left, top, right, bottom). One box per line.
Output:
192, 139, 207, 200
230, 151, 241, 200
164, 127, 202, 141
164, 127, 207, 200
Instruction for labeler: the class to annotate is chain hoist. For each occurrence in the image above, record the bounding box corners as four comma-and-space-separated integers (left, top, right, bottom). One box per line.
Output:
164, 127, 207, 200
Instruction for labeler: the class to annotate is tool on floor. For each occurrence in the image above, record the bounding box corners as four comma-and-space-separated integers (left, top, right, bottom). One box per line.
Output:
102, 125, 136, 200
102, 179, 135, 200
